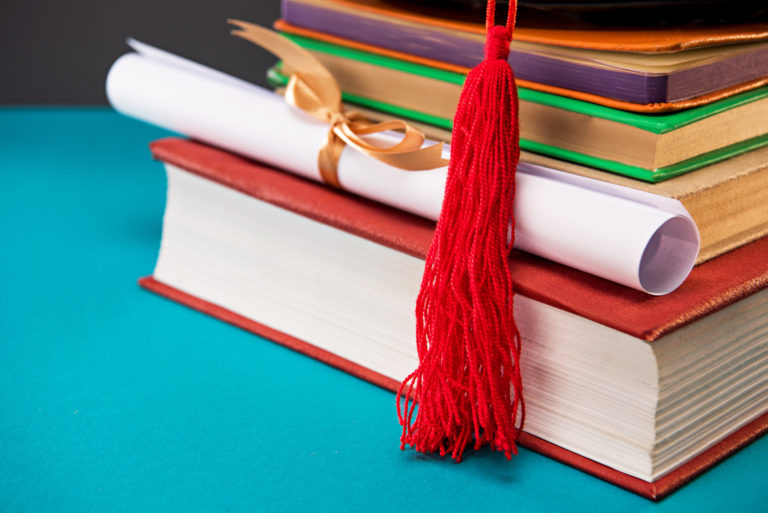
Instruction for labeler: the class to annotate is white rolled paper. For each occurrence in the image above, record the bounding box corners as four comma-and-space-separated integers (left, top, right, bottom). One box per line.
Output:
107, 40, 700, 295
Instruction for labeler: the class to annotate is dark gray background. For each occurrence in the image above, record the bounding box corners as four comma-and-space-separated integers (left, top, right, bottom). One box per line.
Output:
0, 1, 280, 104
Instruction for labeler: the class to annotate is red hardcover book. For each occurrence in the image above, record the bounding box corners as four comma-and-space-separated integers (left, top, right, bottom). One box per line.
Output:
141, 137, 768, 500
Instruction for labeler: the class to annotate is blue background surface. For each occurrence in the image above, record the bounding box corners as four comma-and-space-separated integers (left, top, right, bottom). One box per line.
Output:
1, 108, 765, 512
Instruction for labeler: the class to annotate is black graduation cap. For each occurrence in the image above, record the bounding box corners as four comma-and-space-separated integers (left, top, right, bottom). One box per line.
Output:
400, 0, 768, 27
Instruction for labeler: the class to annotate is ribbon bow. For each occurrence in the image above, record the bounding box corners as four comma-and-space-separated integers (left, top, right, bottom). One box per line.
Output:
229, 19, 449, 188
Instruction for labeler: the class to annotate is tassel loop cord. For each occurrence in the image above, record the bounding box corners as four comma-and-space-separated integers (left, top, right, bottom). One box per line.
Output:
485, 0, 517, 38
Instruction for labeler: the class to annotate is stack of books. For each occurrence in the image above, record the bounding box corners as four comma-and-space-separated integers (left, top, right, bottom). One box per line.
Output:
107, 0, 768, 501
275, 0, 768, 263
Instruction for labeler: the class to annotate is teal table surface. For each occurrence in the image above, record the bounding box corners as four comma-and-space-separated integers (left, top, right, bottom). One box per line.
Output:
1, 108, 766, 513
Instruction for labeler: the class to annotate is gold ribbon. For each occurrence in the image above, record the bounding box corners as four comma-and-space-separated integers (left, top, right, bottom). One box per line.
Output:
229, 19, 449, 188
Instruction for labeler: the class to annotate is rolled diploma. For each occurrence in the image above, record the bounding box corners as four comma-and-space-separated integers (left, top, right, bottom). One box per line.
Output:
107, 43, 700, 295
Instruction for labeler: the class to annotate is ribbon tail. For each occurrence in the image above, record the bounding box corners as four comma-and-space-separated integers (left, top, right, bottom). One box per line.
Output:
229, 19, 342, 110
285, 74, 337, 123
318, 130, 346, 188
372, 144, 450, 171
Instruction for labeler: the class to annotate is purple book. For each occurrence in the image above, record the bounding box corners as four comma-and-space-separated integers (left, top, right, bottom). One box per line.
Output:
281, 0, 768, 105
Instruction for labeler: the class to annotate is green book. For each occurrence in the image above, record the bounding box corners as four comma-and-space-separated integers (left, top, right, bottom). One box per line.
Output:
270, 33, 768, 183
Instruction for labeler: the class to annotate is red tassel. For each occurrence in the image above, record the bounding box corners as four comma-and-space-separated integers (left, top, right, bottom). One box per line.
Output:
397, 0, 525, 462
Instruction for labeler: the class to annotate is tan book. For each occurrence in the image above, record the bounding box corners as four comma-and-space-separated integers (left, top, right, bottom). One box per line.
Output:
525, 149, 768, 264
346, 108, 768, 266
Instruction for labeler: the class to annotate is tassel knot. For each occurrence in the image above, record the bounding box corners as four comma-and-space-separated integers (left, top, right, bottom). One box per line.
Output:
484, 26, 511, 61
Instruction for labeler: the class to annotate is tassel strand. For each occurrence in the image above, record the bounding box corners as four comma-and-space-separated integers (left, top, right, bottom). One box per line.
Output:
397, 0, 525, 462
